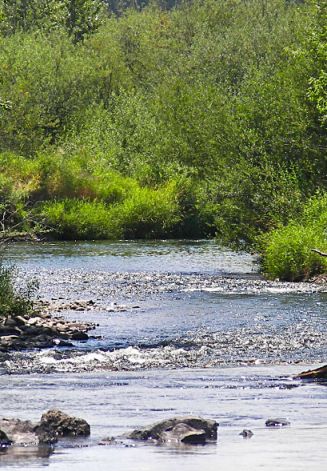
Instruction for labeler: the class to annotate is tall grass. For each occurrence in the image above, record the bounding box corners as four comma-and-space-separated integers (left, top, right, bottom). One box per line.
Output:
262, 194, 327, 280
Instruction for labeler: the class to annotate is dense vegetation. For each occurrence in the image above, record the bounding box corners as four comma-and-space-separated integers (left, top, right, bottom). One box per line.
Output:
261, 194, 327, 280
0, 259, 36, 318
0, 0, 326, 279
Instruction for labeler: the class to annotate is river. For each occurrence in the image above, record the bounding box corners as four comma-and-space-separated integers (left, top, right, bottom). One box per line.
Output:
1, 240, 326, 469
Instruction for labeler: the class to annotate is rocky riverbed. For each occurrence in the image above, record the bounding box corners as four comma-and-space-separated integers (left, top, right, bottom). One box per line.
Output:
0, 268, 326, 372
0, 307, 94, 352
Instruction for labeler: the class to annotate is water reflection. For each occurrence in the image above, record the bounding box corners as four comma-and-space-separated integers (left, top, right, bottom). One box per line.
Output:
4, 240, 257, 274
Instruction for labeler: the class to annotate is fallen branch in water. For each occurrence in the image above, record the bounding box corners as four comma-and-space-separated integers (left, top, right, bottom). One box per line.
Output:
311, 248, 327, 257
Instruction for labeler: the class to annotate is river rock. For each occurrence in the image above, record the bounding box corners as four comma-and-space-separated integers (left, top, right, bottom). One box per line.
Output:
0, 310, 94, 352
71, 332, 89, 341
39, 409, 90, 437
0, 429, 12, 448
295, 364, 327, 380
0, 410, 90, 449
239, 429, 253, 438
0, 418, 56, 446
126, 416, 218, 444
14, 316, 28, 326
0, 326, 22, 336
160, 423, 207, 444
265, 418, 290, 427
4, 317, 17, 327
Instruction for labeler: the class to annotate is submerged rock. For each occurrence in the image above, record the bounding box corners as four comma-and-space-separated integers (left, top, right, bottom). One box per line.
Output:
295, 364, 327, 381
265, 418, 290, 427
126, 416, 218, 444
239, 429, 253, 438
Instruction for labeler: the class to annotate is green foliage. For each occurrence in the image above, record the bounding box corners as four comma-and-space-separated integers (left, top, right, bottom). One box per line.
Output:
41, 199, 123, 239
0, 262, 37, 318
213, 162, 304, 249
262, 194, 327, 280
307, 0, 327, 125
0, 32, 118, 155
0, 0, 326, 253
0, 153, 41, 233
0, 0, 107, 40
41, 180, 181, 239
64, 0, 107, 43
112, 180, 181, 238
0, 0, 66, 35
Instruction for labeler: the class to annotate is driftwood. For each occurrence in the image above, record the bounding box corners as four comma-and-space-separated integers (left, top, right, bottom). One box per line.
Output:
311, 248, 327, 257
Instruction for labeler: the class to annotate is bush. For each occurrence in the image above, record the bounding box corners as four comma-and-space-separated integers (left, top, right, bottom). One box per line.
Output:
113, 181, 181, 239
0, 262, 37, 318
41, 180, 182, 239
262, 194, 327, 280
0, 153, 41, 233
41, 199, 123, 240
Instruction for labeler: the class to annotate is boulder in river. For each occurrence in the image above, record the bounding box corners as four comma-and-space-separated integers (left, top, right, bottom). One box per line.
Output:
39, 409, 90, 438
126, 416, 218, 444
0, 409, 90, 452
295, 364, 327, 381
0, 418, 56, 446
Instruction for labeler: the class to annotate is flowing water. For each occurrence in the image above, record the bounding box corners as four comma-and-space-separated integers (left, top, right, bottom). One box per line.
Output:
1, 241, 327, 469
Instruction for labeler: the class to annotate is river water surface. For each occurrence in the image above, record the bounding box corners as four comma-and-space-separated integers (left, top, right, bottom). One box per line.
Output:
1, 241, 327, 469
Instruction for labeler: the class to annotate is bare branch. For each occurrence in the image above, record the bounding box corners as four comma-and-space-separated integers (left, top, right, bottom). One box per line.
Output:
311, 248, 327, 257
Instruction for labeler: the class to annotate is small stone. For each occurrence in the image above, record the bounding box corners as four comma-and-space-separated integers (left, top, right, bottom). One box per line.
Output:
71, 332, 89, 341
265, 418, 290, 427
99, 437, 116, 445
4, 317, 17, 327
239, 429, 253, 438
0, 429, 12, 448
15, 316, 28, 326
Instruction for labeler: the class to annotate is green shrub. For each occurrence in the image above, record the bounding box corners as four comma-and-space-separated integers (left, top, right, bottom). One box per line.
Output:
113, 181, 181, 239
262, 194, 327, 280
41, 199, 123, 240
0, 262, 37, 318
262, 224, 327, 281
41, 180, 182, 240
214, 162, 304, 249
0, 153, 41, 233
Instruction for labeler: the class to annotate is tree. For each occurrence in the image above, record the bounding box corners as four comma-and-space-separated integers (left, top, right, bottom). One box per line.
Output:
308, 1, 327, 125
0, 0, 107, 41
64, 0, 107, 43
0, 0, 66, 35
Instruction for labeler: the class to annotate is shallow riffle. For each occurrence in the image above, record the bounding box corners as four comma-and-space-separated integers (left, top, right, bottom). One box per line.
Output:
1, 241, 327, 470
